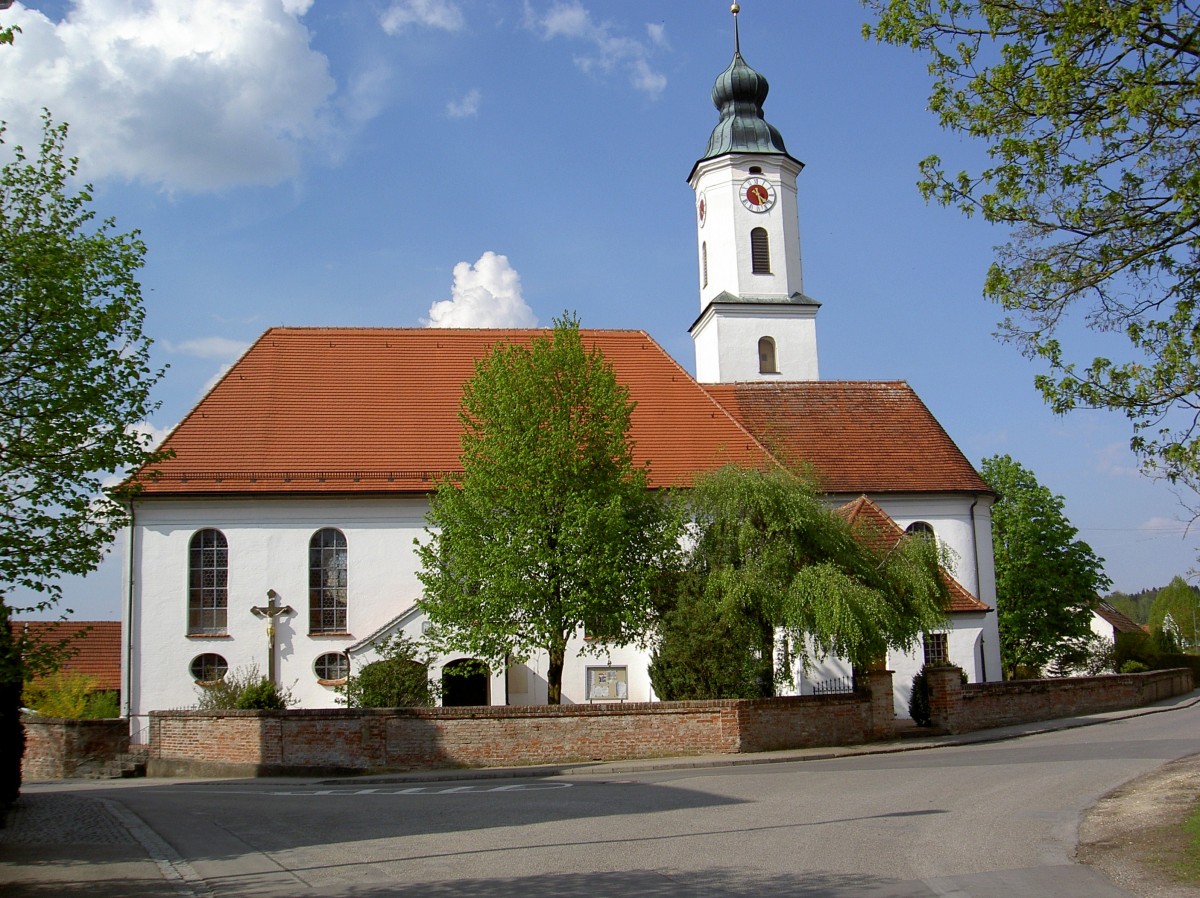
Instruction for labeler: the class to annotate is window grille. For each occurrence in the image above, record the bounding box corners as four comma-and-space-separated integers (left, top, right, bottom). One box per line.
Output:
906, 521, 936, 541
189, 653, 228, 683
188, 529, 228, 634
923, 632, 949, 666
309, 528, 348, 633
314, 652, 349, 682
751, 227, 771, 273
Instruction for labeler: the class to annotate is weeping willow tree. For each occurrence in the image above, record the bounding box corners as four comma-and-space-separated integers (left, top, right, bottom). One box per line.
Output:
650, 466, 950, 699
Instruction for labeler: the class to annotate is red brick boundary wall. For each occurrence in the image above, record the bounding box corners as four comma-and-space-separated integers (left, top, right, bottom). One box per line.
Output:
22, 717, 129, 779
148, 673, 895, 778
926, 667, 1193, 735
144, 668, 1194, 778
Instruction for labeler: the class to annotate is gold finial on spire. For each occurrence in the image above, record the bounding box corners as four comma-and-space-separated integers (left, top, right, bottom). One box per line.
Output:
731, 2, 741, 54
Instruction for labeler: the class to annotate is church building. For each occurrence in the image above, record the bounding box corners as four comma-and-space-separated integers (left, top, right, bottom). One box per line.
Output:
122, 12, 1003, 733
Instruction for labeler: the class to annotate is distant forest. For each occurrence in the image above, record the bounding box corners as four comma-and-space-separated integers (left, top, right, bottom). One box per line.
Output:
1106, 581, 1200, 625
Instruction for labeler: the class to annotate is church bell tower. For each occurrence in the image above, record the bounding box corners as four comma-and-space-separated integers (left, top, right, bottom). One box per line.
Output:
689, 4, 819, 383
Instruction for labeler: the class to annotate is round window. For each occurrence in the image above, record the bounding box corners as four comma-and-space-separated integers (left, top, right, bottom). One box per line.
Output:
314, 652, 349, 683
189, 653, 228, 683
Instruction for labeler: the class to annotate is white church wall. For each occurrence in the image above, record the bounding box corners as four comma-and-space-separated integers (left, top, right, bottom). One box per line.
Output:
126, 495, 433, 733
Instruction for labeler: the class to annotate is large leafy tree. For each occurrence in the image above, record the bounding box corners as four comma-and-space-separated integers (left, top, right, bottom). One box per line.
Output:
0, 110, 164, 816
416, 314, 681, 704
1148, 575, 1200, 649
981, 454, 1111, 678
865, 1, 1200, 493
651, 466, 950, 699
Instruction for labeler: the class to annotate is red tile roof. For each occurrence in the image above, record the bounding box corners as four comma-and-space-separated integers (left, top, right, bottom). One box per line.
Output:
135, 328, 773, 494
10, 621, 122, 691
704, 381, 991, 495
837, 496, 989, 613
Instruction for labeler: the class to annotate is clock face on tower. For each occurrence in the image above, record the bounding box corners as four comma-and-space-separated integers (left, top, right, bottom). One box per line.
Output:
698, 193, 707, 226
740, 177, 776, 212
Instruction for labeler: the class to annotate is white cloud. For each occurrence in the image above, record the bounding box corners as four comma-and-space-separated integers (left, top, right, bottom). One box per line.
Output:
424, 252, 537, 328
0, 0, 337, 192
380, 0, 465, 34
446, 88, 481, 119
163, 336, 252, 360
130, 420, 175, 452
524, 1, 667, 98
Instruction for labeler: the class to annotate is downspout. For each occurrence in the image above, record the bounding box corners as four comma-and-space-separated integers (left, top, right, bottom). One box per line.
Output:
124, 503, 136, 723
969, 494, 981, 599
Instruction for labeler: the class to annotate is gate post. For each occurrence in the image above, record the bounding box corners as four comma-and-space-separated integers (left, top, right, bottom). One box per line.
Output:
864, 669, 895, 740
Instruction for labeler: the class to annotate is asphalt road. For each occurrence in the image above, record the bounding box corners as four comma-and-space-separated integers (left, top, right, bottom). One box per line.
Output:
4, 699, 1199, 897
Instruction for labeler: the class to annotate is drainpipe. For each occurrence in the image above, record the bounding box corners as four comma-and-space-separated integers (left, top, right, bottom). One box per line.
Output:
123, 503, 136, 723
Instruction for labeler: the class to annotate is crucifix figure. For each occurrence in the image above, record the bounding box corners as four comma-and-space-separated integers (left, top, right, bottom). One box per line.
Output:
251, 589, 294, 688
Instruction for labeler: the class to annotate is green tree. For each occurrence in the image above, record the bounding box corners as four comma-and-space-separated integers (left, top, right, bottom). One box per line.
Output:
980, 454, 1111, 678
416, 314, 682, 704
0, 109, 164, 818
1, 113, 166, 611
1149, 575, 1200, 650
338, 634, 435, 708
865, 2, 1200, 493
652, 466, 950, 697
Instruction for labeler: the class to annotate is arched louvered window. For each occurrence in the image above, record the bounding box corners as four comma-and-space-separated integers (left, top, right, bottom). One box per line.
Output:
188, 529, 228, 634
906, 521, 936, 542
702, 241, 708, 288
758, 336, 778, 374
309, 529, 348, 633
751, 227, 771, 274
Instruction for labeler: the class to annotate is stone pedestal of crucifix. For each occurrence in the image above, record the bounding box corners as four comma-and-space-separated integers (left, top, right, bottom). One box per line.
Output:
251, 590, 294, 688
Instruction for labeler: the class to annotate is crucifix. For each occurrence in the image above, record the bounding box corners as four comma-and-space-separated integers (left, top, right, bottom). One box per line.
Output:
251, 589, 294, 688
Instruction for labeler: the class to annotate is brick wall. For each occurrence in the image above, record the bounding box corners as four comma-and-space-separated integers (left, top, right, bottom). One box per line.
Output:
148, 682, 894, 778
927, 667, 1193, 734
22, 718, 129, 779
145, 668, 1194, 778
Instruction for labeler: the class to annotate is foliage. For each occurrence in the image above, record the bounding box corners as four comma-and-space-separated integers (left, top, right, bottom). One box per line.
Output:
1120, 659, 1151, 674
652, 466, 950, 697
194, 665, 295, 711
1047, 632, 1115, 677
338, 634, 435, 708
417, 314, 683, 704
0, 605, 21, 820
23, 671, 95, 718
1, 113, 166, 614
981, 455, 1110, 679
1115, 629, 1162, 672
909, 666, 932, 726
649, 572, 768, 700
1149, 576, 1200, 648
865, 1, 1200, 495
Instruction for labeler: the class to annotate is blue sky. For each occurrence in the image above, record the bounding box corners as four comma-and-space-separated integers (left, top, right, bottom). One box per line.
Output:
2, 0, 1194, 618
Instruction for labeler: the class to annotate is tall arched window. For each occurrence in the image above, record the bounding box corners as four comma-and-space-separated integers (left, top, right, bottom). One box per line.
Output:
702, 241, 708, 287
309, 528, 348, 633
758, 336, 778, 374
188, 529, 228, 634
751, 227, 771, 274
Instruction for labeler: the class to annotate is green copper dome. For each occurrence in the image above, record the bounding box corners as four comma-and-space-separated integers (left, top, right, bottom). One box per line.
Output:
699, 50, 792, 160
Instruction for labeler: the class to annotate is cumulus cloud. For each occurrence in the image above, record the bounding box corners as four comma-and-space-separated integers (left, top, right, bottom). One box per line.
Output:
163, 336, 252, 360
129, 420, 175, 452
380, 0, 465, 34
523, 1, 667, 97
0, 0, 337, 192
424, 252, 537, 328
446, 88, 481, 119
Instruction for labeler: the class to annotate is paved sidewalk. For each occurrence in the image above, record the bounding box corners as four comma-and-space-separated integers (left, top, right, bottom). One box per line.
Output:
1, 691, 1197, 897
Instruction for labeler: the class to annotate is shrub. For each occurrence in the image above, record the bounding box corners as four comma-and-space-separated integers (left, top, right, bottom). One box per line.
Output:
1120, 660, 1151, 674
23, 671, 95, 718
235, 678, 290, 710
195, 665, 295, 710
338, 635, 434, 708
0, 609, 23, 821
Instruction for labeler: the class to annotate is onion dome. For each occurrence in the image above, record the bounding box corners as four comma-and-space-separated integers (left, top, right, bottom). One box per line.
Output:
699, 50, 791, 160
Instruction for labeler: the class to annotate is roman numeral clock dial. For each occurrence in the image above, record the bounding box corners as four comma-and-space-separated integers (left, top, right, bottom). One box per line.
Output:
740, 177, 776, 212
